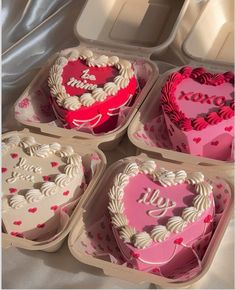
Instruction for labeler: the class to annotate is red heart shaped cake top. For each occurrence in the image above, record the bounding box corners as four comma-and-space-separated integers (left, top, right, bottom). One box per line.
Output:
48, 48, 137, 132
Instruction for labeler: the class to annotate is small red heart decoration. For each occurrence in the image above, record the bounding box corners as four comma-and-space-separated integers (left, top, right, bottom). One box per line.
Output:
10, 153, 18, 159
225, 126, 233, 132
174, 237, 183, 245
131, 251, 140, 258
211, 141, 219, 146
28, 207, 37, 213
216, 194, 222, 199
10, 231, 23, 238
51, 162, 59, 167
2, 167, 7, 173
9, 188, 17, 193
204, 214, 212, 223
50, 205, 58, 211
181, 143, 187, 150
193, 137, 201, 144
43, 175, 50, 181
217, 184, 223, 189
37, 223, 45, 228
63, 190, 69, 196
152, 268, 160, 273
13, 220, 22, 226
223, 198, 227, 204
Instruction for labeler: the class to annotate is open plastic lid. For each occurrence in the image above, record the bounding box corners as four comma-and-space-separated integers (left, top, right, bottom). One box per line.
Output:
183, 0, 234, 69
74, 0, 189, 56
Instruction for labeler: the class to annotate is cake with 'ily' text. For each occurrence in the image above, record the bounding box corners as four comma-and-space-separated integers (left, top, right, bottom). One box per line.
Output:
107, 159, 215, 271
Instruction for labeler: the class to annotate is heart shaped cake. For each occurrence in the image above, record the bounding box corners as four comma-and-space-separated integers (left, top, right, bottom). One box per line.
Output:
48, 47, 137, 133
160, 67, 234, 160
107, 160, 214, 271
2, 133, 85, 240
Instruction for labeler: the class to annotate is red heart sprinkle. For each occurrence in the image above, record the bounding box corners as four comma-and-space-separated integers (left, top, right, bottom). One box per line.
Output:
204, 215, 212, 223
63, 190, 69, 196
13, 220, 22, 226
181, 143, 187, 150
10, 231, 23, 238
193, 137, 201, 144
131, 251, 140, 258
225, 126, 233, 132
217, 184, 223, 189
174, 238, 183, 245
43, 175, 50, 181
10, 153, 18, 159
211, 141, 219, 146
2, 167, 7, 173
216, 194, 222, 199
28, 207, 37, 213
223, 198, 227, 204
51, 162, 58, 167
50, 205, 58, 211
37, 223, 45, 228
152, 268, 160, 273
9, 188, 17, 193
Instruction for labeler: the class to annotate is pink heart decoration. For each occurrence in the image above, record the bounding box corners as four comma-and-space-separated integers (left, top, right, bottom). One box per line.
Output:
63, 190, 69, 196
13, 220, 22, 226
28, 207, 37, 213
51, 162, 59, 167
174, 237, 183, 245
2, 168, 7, 173
211, 141, 219, 146
217, 184, 223, 189
37, 223, 45, 228
204, 214, 212, 223
131, 251, 140, 258
43, 175, 50, 181
224, 126, 233, 132
193, 137, 201, 144
9, 188, 17, 193
10, 153, 18, 159
10, 231, 23, 238
216, 194, 222, 200
50, 205, 58, 211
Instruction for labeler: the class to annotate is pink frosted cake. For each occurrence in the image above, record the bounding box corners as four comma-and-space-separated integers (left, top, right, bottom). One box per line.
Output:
2, 133, 85, 240
160, 67, 234, 160
107, 160, 215, 271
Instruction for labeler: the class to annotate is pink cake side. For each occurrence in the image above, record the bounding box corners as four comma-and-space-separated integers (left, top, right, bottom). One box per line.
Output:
160, 67, 234, 161
108, 161, 215, 272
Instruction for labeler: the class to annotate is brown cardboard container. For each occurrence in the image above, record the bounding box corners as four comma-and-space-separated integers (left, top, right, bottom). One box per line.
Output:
13, 0, 190, 150
68, 153, 234, 288
2, 128, 107, 252
128, 66, 234, 169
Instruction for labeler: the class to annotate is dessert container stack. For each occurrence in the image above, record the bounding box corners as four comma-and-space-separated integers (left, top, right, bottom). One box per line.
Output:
2, 0, 234, 288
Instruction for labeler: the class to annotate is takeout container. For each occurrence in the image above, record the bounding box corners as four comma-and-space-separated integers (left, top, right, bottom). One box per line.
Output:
68, 153, 234, 288
13, 0, 190, 150
128, 66, 234, 170
2, 128, 107, 252
182, 0, 234, 70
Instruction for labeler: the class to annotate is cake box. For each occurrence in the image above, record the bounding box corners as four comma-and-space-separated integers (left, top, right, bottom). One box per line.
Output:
128, 0, 234, 168
13, 0, 190, 151
2, 129, 107, 252
68, 154, 234, 288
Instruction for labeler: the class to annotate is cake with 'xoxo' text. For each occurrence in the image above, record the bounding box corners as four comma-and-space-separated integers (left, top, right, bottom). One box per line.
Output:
160, 66, 234, 160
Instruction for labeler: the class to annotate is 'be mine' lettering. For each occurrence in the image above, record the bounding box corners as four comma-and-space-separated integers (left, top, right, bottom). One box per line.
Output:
137, 188, 176, 218
179, 91, 226, 106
